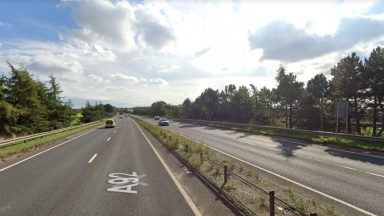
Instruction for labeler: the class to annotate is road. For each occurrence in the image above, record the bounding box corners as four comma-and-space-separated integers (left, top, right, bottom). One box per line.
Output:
139, 116, 384, 216
0, 117, 195, 216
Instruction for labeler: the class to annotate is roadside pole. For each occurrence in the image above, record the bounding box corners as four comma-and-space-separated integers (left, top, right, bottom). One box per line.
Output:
345, 101, 349, 136
336, 101, 339, 133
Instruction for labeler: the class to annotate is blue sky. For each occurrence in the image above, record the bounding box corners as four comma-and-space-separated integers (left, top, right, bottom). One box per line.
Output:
0, 1, 76, 42
1, 0, 384, 108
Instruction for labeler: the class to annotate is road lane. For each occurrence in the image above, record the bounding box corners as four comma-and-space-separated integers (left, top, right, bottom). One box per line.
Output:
138, 116, 384, 215
0, 117, 195, 216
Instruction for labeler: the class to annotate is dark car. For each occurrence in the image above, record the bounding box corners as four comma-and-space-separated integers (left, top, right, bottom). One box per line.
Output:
158, 118, 169, 126
154, 115, 161, 121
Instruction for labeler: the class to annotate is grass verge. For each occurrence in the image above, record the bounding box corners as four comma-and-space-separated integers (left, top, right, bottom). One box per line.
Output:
133, 116, 342, 216
0, 122, 101, 159
178, 119, 384, 152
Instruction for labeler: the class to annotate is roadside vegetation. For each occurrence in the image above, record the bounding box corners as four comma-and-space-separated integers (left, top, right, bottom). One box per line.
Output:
0, 122, 100, 159
133, 117, 343, 216
134, 47, 384, 138
0, 63, 117, 139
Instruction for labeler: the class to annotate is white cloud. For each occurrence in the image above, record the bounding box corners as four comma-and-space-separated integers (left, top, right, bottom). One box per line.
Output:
148, 78, 168, 86
111, 73, 140, 83
1, 0, 384, 107
249, 16, 384, 62
0, 21, 11, 27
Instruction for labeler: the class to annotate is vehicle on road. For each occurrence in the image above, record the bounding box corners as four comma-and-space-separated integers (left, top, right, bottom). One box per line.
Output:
158, 118, 170, 126
105, 119, 116, 128
154, 115, 161, 121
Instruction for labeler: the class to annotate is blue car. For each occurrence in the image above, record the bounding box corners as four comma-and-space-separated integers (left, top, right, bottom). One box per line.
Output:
158, 118, 170, 126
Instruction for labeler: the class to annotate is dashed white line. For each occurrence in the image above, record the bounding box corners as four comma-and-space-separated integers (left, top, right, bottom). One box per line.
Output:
0, 128, 97, 172
107, 137, 111, 142
88, 154, 97, 163
114, 130, 117, 134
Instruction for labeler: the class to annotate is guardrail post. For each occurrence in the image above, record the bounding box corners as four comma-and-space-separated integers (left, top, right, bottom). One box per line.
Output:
224, 165, 228, 184
199, 152, 203, 163
269, 191, 275, 216
184, 144, 189, 153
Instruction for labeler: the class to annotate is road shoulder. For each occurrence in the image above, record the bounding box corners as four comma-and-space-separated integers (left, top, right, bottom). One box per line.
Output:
136, 122, 237, 216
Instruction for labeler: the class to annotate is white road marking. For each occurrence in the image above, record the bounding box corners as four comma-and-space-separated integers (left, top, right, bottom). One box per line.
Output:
170, 125, 384, 179
107, 172, 147, 194
133, 120, 202, 216
169, 128, 377, 216
88, 154, 98, 163
114, 130, 117, 134
107, 137, 111, 142
0, 128, 98, 172
365, 172, 384, 178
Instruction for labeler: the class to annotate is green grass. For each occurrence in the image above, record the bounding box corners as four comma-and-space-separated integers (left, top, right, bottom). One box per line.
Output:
361, 127, 384, 137
186, 121, 384, 152
222, 183, 236, 191
69, 113, 83, 126
0, 122, 100, 158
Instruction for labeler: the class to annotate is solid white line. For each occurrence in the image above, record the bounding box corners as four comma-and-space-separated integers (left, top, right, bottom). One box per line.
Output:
0, 128, 97, 172
277, 138, 384, 159
365, 172, 384, 178
168, 123, 384, 179
107, 137, 111, 142
88, 154, 97, 163
133, 120, 202, 216
171, 130, 377, 216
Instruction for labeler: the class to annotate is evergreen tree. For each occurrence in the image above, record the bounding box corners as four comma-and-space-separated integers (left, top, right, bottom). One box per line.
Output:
364, 47, 384, 136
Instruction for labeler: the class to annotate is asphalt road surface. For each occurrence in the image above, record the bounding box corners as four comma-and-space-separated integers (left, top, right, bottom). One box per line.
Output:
0, 117, 195, 216
139, 116, 384, 216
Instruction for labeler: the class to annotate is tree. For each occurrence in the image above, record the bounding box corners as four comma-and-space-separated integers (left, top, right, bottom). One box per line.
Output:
0, 102, 18, 137
275, 65, 304, 128
182, 98, 193, 118
194, 88, 220, 120
231, 86, 252, 123
5, 63, 47, 134
151, 101, 169, 116
364, 46, 384, 136
330, 53, 364, 134
218, 84, 237, 121
307, 73, 329, 130
104, 103, 116, 116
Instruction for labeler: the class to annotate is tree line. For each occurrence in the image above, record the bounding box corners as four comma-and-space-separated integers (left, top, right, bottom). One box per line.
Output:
134, 46, 384, 137
0, 63, 116, 138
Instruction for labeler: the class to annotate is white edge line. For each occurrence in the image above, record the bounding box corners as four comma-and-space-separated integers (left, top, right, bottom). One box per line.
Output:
0, 128, 97, 172
365, 172, 384, 178
133, 120, 202, 216
88, 154, 98, 163
107, 137, 111, 142
279, 138, 384, 160
163, 125, 377, 216
170, 124, 384, 179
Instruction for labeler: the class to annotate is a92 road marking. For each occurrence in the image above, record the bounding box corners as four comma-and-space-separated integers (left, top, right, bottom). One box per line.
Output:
107, 172, 147, 194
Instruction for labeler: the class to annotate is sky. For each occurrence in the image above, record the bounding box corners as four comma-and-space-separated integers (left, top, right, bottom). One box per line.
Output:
1, 0, 384, 108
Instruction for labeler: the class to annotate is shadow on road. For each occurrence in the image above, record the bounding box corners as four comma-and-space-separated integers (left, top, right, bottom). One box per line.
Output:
270, 137, 305, 158
324, 148, 384, 165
